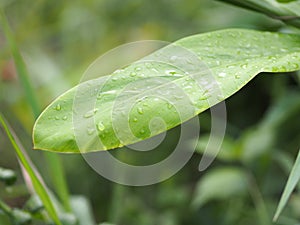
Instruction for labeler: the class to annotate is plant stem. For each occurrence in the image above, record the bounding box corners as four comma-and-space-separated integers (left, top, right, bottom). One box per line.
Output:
0, 113, 62, 225
247, 172, 271, 225
0, 8, 71, 212
108, 184, 124, 223
108, 150, 126, 224
0, 8, 39, 117
0, 199, 12, 216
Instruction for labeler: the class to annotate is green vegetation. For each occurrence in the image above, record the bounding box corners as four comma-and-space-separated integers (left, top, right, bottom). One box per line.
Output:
1, 0, 300, 224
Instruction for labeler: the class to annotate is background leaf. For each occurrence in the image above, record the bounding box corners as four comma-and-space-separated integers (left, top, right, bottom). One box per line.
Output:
217, 0, 300, 28
192, 167, 248, 208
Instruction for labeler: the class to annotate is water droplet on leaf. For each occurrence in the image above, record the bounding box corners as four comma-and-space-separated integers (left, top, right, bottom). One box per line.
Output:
54, 104, 61, 111
137, 107, 144, 114
97, 122, 105, 131
218, 72, 226, 78
84, 108, 98, 118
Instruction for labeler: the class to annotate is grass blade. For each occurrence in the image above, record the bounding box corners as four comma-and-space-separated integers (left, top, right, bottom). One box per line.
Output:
0, 9, 39, 117
0, 8, 71, 212
0, 113, 62, 225
274, 149, 300, 221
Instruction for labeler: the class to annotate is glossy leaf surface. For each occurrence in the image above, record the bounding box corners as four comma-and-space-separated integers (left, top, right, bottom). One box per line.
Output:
33, 29, 300, 153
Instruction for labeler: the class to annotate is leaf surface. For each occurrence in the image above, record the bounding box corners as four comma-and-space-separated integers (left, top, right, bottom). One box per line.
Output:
33, 29, 300, 153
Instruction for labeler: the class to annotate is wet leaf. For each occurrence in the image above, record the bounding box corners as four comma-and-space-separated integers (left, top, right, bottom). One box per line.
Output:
33, 29, 300, 153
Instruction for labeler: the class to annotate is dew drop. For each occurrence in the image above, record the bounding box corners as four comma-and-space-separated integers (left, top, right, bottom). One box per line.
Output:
84, 108, 98, 118
115, 69, 123, 73
167, 103, 172, 109
133, 117, 138, 122
241, 64, 248, 69
62, 116, 67, 120
166, 70, 177, 75
145, 63, 151, 68
55, 116, 60, 120
140, 129, 145, 134
97, 122, 105, 131
235, 74, 241, 79
54, 104, 61, 111
135, 67, 141, 72
130, 72, 137, 77
226, 65, 235, 69
217, 94, 224, 101
218, 72, 226, 78
137, 107, 144, 114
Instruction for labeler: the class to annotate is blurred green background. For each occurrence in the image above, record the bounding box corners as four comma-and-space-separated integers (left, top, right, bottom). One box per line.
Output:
1, 0, 300, 224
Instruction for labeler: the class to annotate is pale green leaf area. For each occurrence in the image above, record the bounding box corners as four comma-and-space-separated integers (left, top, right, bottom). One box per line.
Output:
33, 29, 300, 153
192, 167, 248, 208
274, 150, 300, 221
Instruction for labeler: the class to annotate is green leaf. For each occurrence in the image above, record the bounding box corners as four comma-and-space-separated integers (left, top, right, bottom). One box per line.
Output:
217, 0, 300, 28
195, 135, 239, 162
33, 29, 300, 153
192, 167, 248, 207
274, 150, 300, 221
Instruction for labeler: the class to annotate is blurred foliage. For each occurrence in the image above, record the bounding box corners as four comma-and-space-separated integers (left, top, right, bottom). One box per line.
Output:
0, 0, 300, 225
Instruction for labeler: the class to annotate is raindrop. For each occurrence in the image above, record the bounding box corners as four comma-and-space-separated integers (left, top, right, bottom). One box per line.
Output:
62, 116, 67, 120
55, 116, 60, 120
167, 103, 173, 109
218, 72, 226, 78
235, 74, 241, 79
137, 107, 144, 114
97, 122, 105, 131
133, 117, 138, 122
241, 64, 248, 69
135, 67, 141, 72
140, 129, 145, 134
145, 63, 151, 68
217, 94, 224, 101
115, 69, 124, 73
54, 104, 61, 111
84, 108, 98, 118
226, 65, 235, 69
165, 70, 177, 75
130, 72, 137, 77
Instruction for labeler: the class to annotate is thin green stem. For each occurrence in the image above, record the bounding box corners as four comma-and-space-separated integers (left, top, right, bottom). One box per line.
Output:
0, 9, 39, 117
108, 184, 125, 223
108, 151, 126, 224
247, 172, 271, 225
0, 199, 12, 216
0, 8, 71, 212
0, 113, 62, 225
46, 153, 71, 212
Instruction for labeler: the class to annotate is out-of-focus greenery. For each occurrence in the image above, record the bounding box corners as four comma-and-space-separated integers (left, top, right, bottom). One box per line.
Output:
0, 0, 299, 225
